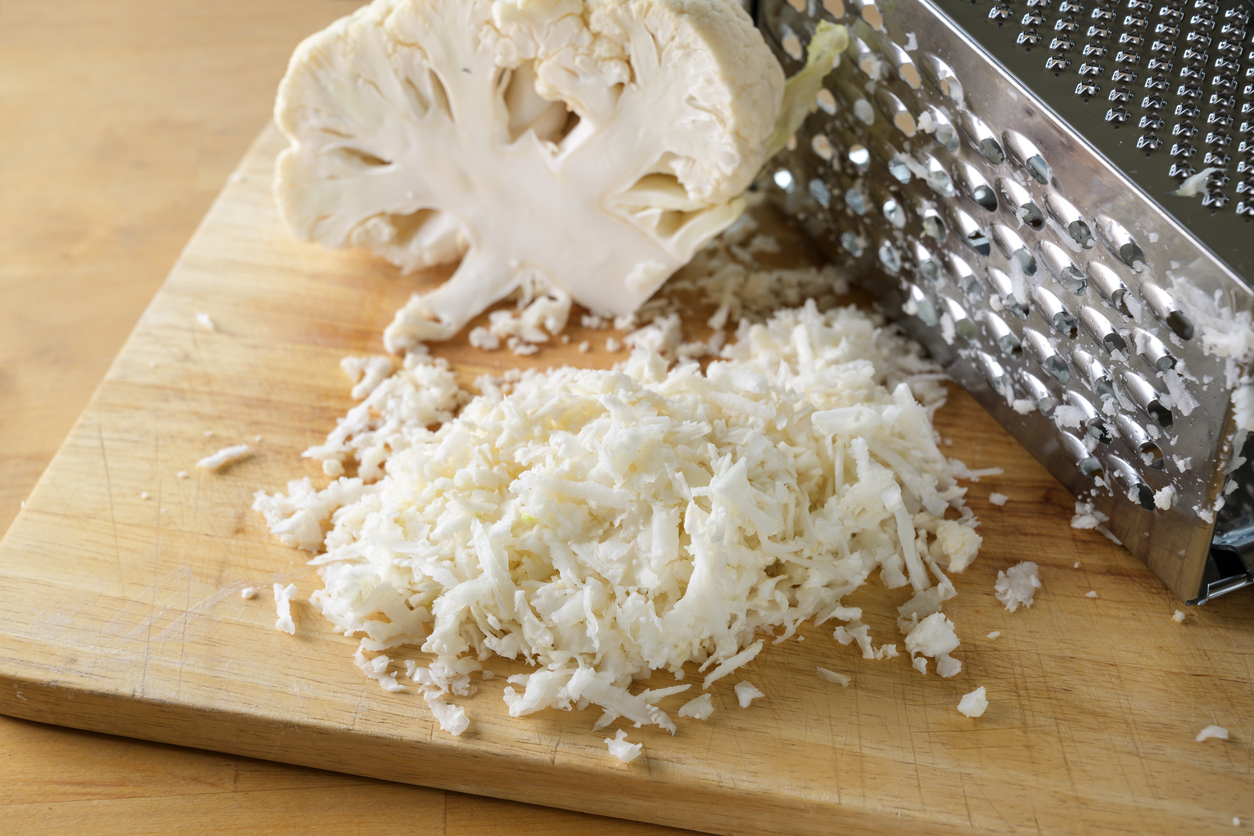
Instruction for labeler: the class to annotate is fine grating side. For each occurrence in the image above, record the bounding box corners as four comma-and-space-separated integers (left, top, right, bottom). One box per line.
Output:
755, 0, 1254, 603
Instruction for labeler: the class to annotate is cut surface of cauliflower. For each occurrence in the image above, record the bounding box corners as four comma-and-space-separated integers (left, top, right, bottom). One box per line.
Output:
275, 0, 785, 351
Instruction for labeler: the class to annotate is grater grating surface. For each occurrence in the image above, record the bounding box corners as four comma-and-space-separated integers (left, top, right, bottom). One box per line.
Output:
755, 0, 1254, 603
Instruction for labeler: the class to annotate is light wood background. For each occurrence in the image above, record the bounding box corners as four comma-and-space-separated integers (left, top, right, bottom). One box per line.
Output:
1, 3, 1251, 836
0, 2, 681, 833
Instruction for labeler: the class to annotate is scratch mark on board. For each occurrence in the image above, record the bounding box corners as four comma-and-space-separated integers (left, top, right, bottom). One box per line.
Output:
98, 424, 125, 597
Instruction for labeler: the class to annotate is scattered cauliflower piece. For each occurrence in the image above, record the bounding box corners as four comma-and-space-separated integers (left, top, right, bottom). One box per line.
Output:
1196, 725, 1229, 743
677, 694, 714, 720
273, 583, 298, 635
904, 612, 961, 677
957, 686, 988, 718
274, 0, 786, 351
241, 586, 258, 600
1172, 609, 1187, 623
195, 311, 216, 332
197, 444, 253, 472
734, 681, 765, 708
1085, 590, 1099, 599
994, 562, 1040, 612
816, 667, 850, 686
988, 492, 1008, 506
605, 729, 643, 763
986, 631, 1000, 639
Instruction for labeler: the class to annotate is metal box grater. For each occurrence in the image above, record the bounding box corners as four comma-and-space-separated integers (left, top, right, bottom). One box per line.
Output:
752, 0, 1254, 603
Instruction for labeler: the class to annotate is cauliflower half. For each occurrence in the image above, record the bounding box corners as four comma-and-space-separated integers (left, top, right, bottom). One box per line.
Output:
275, 0, 785, 350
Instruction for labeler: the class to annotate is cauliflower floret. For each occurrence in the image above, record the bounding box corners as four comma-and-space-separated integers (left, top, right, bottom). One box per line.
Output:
274, 0, 785, 351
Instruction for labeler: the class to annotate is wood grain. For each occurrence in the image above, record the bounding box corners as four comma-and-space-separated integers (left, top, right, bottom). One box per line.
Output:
1, 118, 1252, 835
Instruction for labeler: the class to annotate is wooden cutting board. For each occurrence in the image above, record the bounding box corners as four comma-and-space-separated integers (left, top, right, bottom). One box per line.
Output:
0, 123, 1249, 836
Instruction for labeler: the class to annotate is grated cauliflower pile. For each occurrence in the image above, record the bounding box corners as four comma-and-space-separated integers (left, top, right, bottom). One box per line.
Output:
256, 297, 983, 735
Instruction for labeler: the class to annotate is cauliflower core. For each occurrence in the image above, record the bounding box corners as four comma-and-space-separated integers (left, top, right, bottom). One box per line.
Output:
275, 0, 785, 351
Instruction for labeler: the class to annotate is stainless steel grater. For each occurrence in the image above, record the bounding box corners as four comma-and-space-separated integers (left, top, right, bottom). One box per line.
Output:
752, 0, 1254, 603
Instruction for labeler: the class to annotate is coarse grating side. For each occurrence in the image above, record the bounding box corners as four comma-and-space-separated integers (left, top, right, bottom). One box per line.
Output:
754, 0, 1254, 603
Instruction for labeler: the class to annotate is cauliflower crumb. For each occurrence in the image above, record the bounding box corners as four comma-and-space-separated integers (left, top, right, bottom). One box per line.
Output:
196, 444, 252, 472
1154, 485, 1176, 510
1172, 609, 1186, 623
605, 337, 622, 352
995, 562, 1040, 612
605, 729, 642, 763
816, 667, 850, 686
957, 686, 988, 718
273, 583, 297, 635
904, 613, 961, 677
140, 491, 150, 500
1085, 590, 1098, 599
934, 519, 982, 572
678, 694, 714, 720
1073, 562, 1081, 569
988, 492, 1008, 506
241, 586, 258, 600
1196, 725, 1229, 743
577, 340, 590, 353
986, 631, 1000, 639
195, 311, 216, 332
176, 471, 189, 479
734, 681, 765, 708
468, 327, 500, 351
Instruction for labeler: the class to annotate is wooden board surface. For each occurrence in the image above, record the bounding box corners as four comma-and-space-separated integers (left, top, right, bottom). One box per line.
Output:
0, 122, 1250, 836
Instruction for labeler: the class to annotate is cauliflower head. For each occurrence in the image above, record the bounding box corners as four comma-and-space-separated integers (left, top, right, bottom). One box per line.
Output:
274, 0, 785, 351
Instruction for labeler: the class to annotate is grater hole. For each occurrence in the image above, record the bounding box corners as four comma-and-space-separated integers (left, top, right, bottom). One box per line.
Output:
1038, 240, 1087, 293
773, 169, 796, 192
844, 186, 868, 214
942, 296, 980, 341
1065, 391, 1112, 444
1003, 130, 1051, 183
848, 144, 871, 173
1019, 369, 1059, 415
810, 178, 832, 207
1034, 286, 1080, 338
1074, 349, 1116, 401
816, 89, 838, 115
914, 241, 943, 282
993, 225, 1038, 274
1086, 261, 1132, 317
998, 178, 1045, 229
905, 284, 938, 325
1059, 431, 1104, 481
974, 186, 1000, 212
840, 231, 864, 257
920, 53, 965, 103
1141, 281, 1196, 339
811, 134, 836, 162
1096, 215, 1146, 267
959, 112, 1006, 163
983, 311, 1024, 356
1121, 370, 1173, 428
954, 208, 991, 256
1133, 327, 1177, 371
922, 154, 957, 197
1045, 192, 1096, 249
1024, 326, 1072, 382
987, 266, 1031, 318
822, 0, 847, 18
884, 198, 908, 229
879, 241, 902, 273
977, 351, 1018, 400
1109, 455, 1156, 511
1079, 305, 1129, 353
923, 210, 948, 241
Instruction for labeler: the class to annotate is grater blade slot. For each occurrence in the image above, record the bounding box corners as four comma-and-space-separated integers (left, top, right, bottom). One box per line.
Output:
1195, 517, 1254, 603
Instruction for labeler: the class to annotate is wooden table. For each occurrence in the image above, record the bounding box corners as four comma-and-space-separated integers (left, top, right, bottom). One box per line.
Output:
0, 2, 681, 832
